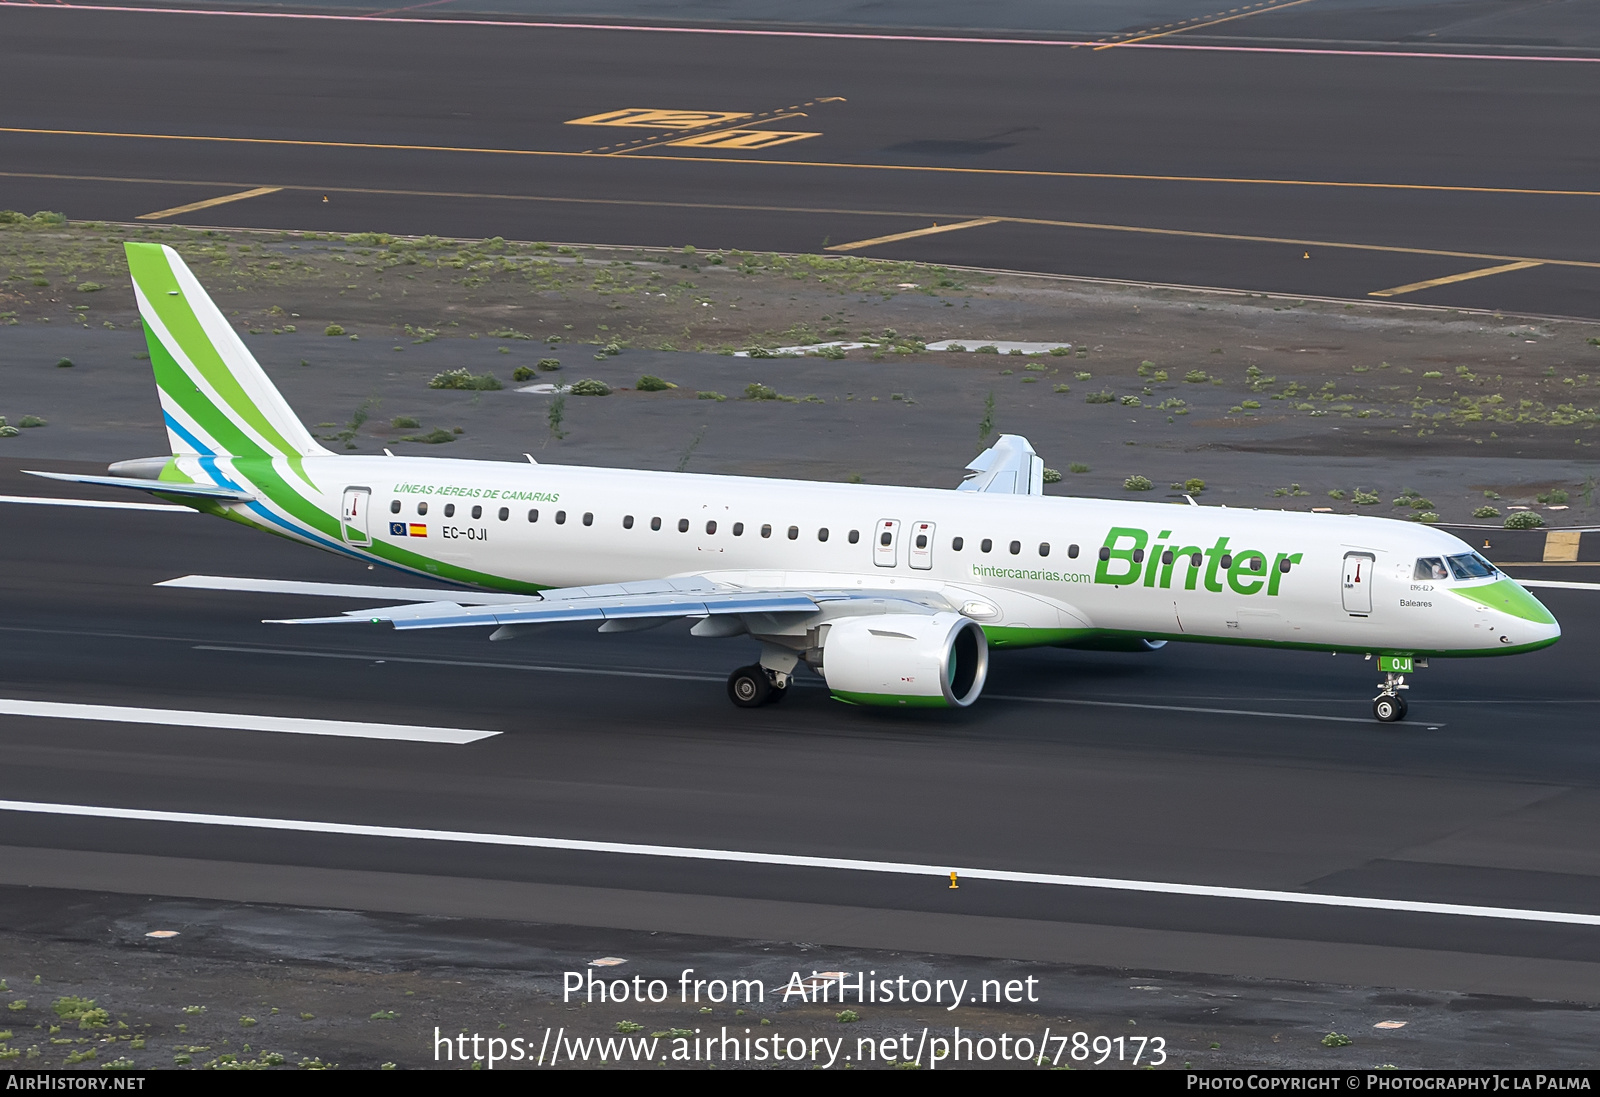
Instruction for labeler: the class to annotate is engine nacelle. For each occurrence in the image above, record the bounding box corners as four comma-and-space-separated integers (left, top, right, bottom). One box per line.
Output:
818, 612, 988, 708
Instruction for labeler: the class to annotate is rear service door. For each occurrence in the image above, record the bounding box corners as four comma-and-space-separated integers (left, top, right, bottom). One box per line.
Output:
341, 486, 372, 546
908, 521, 935, 570
1342, 551, 1374, 615
874, 519, 901, 567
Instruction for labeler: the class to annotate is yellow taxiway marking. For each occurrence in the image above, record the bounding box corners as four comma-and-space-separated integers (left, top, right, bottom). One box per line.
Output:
588, 98, 843, 155
8, 125, 1599, 199
826, 217, 1004, 252
6, 169, 1598, 275
665, 128, 819, 150
134, 185, 283, 221
1095, 0, 1322, 49
1543, 530, 1583, 563
565, 109, 753, 129
1367, 259, 1543, 297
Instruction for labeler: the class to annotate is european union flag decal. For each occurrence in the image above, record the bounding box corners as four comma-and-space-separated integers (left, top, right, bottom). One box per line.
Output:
389, 522, 407, 536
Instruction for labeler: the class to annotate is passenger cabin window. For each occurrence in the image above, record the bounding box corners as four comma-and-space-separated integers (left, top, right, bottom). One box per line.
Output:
1039, 543, 1050, 557
788, 526, 799, 540
1220, 553, 1232, 569
981, 539, 993, 553
1098, 546, 1110, 561
1190, 553, 1202, 568
1161, 550, 1174, 565
879, 531, 892, 546
848, 530, 859, 544
733, 522, 744, 536
952, 536, 964, 551
555, 510, 567, 524
651, 517, 662, 531
914, 533, 927, 549
761, 524, 772, 538
444, 503, 456, 517
528, 508, 539, 522
499, 507, 509, 521
706, 520, 717, 535
583, 512, 593, 526
819, 528, 829, 542
1067, 544, 1079, 559
1009, 541, 1021, 555
623, 515, 634, 529
1132, 548, 1144, 563
389, 499, 401, 514
1279, 556, 1293, 573
471, 505, 482, 520
417, 502, 428, 516
678, 519, 690, 533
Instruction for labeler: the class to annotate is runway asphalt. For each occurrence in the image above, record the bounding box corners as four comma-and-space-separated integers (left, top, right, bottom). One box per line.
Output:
2, 462, 1599, 1001
4, 1, 1600, 1013
2, 5, 1598, 316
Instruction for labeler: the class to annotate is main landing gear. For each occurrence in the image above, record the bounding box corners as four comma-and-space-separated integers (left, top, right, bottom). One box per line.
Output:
727, 664, 789, 708
1372, 672, 1409, 723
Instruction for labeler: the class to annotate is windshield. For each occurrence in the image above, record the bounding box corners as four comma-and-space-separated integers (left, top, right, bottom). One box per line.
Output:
1447, 552, 1497, 580
1414, 557, 1449, 580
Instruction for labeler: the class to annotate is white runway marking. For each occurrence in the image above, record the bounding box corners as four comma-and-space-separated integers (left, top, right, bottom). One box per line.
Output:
1518, 579, 1600, 591
987, 694, 1403, 725
0, 699, 496, 744
0, 799, 1592, 927
0, 494, 190, 513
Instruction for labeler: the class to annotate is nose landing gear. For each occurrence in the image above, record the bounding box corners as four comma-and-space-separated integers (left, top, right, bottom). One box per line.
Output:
1372, 671, 1409, 722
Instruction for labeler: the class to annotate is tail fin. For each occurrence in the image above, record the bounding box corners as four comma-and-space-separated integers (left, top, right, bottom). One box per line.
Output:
125, 242, 328, 460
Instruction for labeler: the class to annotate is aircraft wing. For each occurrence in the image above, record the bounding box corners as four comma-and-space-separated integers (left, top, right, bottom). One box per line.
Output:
190, 572, 946, 634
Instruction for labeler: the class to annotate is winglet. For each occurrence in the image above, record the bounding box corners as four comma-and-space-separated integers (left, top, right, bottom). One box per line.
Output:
958, 434, 1044, 495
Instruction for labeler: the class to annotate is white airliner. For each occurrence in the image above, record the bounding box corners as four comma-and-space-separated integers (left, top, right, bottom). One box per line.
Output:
30, 243, 1562, 721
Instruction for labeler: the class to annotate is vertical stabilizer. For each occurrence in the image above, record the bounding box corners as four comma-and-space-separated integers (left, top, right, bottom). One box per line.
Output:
125, 242, 328, 460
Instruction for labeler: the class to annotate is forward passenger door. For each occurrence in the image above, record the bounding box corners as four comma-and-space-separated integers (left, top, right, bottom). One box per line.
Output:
1342, 551, 1374, 616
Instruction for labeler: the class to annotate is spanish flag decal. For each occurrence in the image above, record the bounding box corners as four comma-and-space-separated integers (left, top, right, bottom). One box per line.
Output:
390, 522, 427, 537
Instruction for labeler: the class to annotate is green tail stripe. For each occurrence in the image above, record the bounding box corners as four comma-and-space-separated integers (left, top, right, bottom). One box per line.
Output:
126, 242, 304, 461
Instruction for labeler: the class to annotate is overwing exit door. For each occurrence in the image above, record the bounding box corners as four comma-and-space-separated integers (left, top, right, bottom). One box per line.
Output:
1342, 551, 1374, 615
874, 519, 900, 567
908, 521, 935, 569
341, 486, 372, 546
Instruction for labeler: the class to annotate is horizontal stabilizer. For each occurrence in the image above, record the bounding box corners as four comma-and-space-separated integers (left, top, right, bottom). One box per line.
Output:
25, 471, 255, 503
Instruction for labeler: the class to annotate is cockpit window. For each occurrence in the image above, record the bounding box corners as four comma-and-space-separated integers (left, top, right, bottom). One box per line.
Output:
1447, 552, 1497, 580
1414, 557, 1448, 580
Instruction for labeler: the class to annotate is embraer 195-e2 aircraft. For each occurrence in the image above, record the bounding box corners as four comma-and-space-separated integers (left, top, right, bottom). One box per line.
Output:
32, 243, 1562, 722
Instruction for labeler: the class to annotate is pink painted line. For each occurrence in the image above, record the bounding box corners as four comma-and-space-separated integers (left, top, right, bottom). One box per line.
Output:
3, 1, 1598, 63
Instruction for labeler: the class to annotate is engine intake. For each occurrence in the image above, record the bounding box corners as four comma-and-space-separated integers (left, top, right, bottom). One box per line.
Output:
819, 612, 988, 708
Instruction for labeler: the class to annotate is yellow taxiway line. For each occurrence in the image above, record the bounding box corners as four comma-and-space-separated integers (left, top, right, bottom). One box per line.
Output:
5, 169, 1596, 275
1367, 260, 1543, 297
1095, 0, 1322, 50
134, 185, 283, 221
6, 126, 1600, 200
826, 217, 1003, 252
